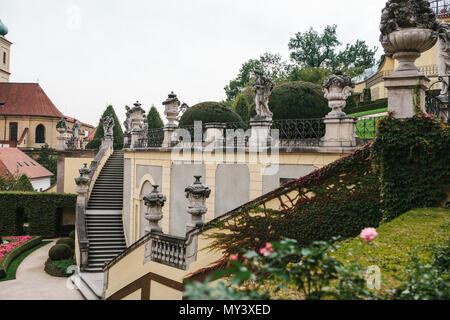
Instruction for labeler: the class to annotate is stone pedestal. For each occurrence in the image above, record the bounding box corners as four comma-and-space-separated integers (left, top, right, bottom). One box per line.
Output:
204, 123, 225, 146
384, 74, 429, 118
131, 128, 143, 148
57, 134, 67, 151
249, 119, 272, 149
320, 117, 357, 147
162, 125, 177, 148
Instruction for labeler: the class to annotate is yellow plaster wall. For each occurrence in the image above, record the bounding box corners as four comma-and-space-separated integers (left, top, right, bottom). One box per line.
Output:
64, 157, 94, 194
125, 150, 345, 245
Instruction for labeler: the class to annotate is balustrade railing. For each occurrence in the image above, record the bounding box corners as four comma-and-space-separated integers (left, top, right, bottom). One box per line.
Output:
271, 118, 325, 147
425, 92, 450, 124
149, 233, 187, 270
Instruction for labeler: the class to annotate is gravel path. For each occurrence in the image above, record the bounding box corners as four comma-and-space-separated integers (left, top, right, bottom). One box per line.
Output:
0, 240, 84, 300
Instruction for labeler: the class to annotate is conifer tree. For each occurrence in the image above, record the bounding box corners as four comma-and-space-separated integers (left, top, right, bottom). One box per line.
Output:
232, 93, 250, 122
86, 105, 124, 150
147, 105, 164, 129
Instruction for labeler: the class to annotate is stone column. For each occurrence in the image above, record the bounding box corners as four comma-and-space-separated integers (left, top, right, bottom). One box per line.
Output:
162, 92, 181, 148
56, 118, 68, 151
204, 123, 226, 146
320, 72, 357, 148
185, 176, 211, 231
75, 163, 91, 270
249, 119, 273, 149
379, 1, 438, 118
143, 185, 167, 234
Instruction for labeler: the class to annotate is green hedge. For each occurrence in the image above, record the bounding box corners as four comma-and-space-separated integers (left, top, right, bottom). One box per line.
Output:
0, 192, 77, 238
345, 98, 388, 115
373, 115, 450, 221
179, 102, 243, 127
0, 236, 43, 279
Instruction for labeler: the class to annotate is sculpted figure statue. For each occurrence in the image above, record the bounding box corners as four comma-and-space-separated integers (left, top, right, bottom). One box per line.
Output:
253, 71, 274, 120
56, 117, 67, 132
438, 22, 450, 98
101, 115, 115, 139
72, 120, 82, 139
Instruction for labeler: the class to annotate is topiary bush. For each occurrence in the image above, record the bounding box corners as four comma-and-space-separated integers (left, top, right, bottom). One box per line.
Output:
56, 237, 75, 249
268, 81, 330, 120
48, 244, 72, 261
178, 102, 243, 127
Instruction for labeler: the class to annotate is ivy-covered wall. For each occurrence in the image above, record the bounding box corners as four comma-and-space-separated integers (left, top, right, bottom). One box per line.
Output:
373, 115, 450, 221
0, 192, 77, 238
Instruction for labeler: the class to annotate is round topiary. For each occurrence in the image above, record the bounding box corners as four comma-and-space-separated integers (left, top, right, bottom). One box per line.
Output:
267, 81, 330, 120
178, 102, 243, 127
49, 244, 73, 261
56, 237, 75, 249
69, 230, 75, 240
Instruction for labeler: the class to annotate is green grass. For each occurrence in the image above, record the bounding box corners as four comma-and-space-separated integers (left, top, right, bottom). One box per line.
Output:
333, 208, 450, 292
349, 107, 388, 118
356, 118, 378, 138
0, 241, 51, 282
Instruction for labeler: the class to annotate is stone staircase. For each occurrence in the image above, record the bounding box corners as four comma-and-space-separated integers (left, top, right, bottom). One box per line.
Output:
84, 150, 126, 273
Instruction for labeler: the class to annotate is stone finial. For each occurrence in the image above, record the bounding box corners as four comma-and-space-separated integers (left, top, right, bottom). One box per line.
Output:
163, 92, 181, 127
322, 72, 355, 118
143, 185, 167, 233
252, 71, 274, 120
75, 163, 91, 187
56, 117, 67, 133
185, 176, 211, 230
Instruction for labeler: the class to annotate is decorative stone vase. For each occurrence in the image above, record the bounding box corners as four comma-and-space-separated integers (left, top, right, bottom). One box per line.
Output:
163, 92, 181, 127
185, 176, 211, 230
322, 73, 355, 118
143, 185, 167, 233
381, 28, 437, 77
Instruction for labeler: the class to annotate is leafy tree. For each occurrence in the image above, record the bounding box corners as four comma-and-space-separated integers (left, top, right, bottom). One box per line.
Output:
35, 144, 57, 185
287, 66, 331, 84
288, 25, 377, 77
12, 174, 34, 192
232, 93, 250, 122
0, 171, 34, 192
224, 53, 289, 101
147, 105, 164, 129
86, 105, 124, 150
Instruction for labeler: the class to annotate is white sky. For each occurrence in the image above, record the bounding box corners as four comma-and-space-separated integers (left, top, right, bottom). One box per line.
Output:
0, 0, 387, 127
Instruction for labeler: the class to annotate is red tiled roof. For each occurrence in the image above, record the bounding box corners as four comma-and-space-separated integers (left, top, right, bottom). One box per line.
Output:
65, 116, 95, 129
0, 147, 53, 179
0, 83, 65, 118
85, 127, 97, 141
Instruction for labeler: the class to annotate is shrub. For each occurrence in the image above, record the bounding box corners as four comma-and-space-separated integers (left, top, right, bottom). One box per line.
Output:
56, 237, 75, 249
48, 244, 72, 261
363, 88, 371, 103
147, 105, 164, 129
69, 230, 75, 240
345, 98, 387, 115
268, 81, 330, 120
232, 93, 251, 122
0, 192, 76, 237
373, 115, 450, 221
178, 102, 243, 127
45, 257, 76, 278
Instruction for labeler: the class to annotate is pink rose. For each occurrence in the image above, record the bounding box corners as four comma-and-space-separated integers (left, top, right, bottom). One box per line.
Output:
360, 228, 378, 243
259, 243, 274, 257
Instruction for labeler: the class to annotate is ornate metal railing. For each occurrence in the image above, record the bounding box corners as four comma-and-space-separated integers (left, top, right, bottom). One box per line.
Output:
147, 128, 164, 147
429, 0, 450, 16
426, 92, 450, 124
149, 233, 187, 270
271, 118, 325, 147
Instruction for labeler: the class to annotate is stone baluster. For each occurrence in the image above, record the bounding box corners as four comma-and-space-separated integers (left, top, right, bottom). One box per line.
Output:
204, 123, 226, 146
143, 185, 167, 234
75, 163, 91, 270
162, 92, 181, 148
320, 72, 357, 148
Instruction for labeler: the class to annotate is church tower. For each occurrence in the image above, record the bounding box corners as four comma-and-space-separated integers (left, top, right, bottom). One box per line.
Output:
0, 19, 11, 82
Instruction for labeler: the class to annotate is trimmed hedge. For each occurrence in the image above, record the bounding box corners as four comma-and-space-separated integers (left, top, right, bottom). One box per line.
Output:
373, 115, 450, 221
179, 102, 243, 127
0, 192, 77, 238
56, 238, 75, 249
44, 258, 76, 278
345, 98, 388, 115
49, 244, 73, 261
0, 236, 43, 279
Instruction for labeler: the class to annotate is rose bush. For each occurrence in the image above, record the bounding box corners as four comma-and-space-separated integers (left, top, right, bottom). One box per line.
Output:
0, 236, 32, 261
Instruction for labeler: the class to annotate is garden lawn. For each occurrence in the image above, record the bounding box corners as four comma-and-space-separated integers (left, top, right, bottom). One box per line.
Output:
349, 107, 387, 118
333, 208, 450, 292
0, 241, 51, 282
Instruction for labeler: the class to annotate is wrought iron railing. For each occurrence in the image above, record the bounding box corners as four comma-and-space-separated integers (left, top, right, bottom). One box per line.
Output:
355, 116, 384, 140
271, 118, 325, 147
147, 128, 164, 147
426, 92, 450, 124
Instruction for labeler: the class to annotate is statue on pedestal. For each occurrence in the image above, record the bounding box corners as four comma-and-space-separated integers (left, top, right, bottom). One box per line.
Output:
101, 115, 115, 140
72, 120, 82, 139
253, 71, 274, 120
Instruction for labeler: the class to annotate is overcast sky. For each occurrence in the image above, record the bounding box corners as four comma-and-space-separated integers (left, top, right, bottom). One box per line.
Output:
0, 0, 387, 127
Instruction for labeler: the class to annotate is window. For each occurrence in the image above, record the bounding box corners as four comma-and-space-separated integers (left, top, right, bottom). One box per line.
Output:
35, 124, 45, 143
2, 52, 5, 65
9, 122, 18, 141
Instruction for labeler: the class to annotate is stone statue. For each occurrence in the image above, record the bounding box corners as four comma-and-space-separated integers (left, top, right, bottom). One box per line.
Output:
438, 22, 450, 98
124, 105, 131, 133
253, 71, 274, 120
72, 120, 82, 139
56, 117, 67, 132
101, 115, 115, 139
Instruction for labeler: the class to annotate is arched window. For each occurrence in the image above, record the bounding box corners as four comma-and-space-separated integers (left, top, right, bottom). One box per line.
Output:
9, 122, 18, 141
35, 124, 45, 143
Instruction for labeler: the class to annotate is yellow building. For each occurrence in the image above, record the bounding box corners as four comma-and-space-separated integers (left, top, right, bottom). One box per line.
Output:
354, 12, 450, 100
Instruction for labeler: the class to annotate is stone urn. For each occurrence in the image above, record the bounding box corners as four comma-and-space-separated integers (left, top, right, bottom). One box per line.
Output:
163, 92, 181, 127
322, 72, 355, 118
381, 28, 437, 77
143, 185, 167, 233
185, 176, 211, 229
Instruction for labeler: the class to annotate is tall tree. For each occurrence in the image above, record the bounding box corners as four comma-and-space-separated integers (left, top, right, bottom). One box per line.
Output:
35, 144, 57, 185
147, 105, 164, 129
86, 105, 124, 150
288, 25, 377, 77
